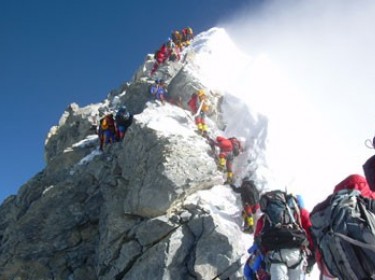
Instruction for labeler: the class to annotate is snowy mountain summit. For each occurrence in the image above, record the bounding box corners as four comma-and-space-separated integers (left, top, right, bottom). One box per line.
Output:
0, 28, 272, 279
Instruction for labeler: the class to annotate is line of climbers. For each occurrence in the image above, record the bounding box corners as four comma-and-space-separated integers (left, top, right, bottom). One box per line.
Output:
238, 135, 375, 280
96, 41, 375, 279
151, 79, 248, 189
97, 106, 133, 151
186, 88, 246, 185
151, 27, 194, 76
149, 26, 243, 189
97, 64, 375, 279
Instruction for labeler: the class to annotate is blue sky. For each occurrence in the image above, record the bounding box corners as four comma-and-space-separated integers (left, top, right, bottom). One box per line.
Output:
0, 0, 264, 203
2, 0, 375, 205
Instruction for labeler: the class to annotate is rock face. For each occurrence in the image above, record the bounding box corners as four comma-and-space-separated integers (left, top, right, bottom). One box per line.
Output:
0, 28, 259, 280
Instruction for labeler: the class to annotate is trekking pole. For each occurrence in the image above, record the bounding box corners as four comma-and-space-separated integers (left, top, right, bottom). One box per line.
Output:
193, 99, 204, 118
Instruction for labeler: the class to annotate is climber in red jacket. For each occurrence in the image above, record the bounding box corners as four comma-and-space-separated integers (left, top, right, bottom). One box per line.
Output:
333, 174, 375, 199
150, 44, 171, 76
311, 174, 375, 278
212, 136, 234, 184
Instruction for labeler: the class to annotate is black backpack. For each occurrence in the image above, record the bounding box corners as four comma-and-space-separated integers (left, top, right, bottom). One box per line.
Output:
229, 137, 241, 156
240, 180, 260, 207
310, 189, 375, 280
259, 190, 308, 251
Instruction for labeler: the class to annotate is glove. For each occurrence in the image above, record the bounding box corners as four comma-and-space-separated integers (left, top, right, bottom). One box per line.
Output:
305, 254, 316, 274
248, 243, 258, 254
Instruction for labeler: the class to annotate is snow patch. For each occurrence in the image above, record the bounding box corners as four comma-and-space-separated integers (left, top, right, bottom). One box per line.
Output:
42, 185, 54, 196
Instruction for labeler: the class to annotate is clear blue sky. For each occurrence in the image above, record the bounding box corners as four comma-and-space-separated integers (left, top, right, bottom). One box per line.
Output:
0, 0, 263, 203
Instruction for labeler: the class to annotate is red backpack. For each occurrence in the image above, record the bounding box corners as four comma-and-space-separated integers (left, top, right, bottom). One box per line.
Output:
187, 94, 198, 112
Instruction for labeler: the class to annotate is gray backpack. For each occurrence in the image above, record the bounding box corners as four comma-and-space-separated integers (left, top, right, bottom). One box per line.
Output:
310, 189, 375, 280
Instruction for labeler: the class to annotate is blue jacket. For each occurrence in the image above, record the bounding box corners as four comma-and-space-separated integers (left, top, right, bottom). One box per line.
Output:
150, 84, 167, 100
244, 243, 265, 280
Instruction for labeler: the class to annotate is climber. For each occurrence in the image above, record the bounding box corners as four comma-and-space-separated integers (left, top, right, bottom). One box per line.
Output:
168, 41, 181, 62
149, 79, 169, 104
244, 243, 270, 280
181, 27, 194, 46
115, 106, 133, 141
210, 136, 235, 184
165, 37, 174, 49
187, 89, 210, 137
230, 179, 260, 233
150, 44, 170, 76
171, 30, 183, 50
98, 112, 116, 151
254, 191, 314, 280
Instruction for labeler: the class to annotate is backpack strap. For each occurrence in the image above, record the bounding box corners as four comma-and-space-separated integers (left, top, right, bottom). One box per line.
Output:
335, 232, 375, 252
288, 196, 303, 227
285, 204, 297, 225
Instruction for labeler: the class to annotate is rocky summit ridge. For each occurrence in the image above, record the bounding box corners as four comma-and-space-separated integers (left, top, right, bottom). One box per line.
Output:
0, 28, 267, 280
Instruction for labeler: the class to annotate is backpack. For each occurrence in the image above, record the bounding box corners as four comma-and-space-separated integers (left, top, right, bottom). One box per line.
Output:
229, 137, 242, 156
201, 100, 209, 113
101, 117, 109, 130
363, 154, 375, 191
116, 110, 130, 122
259, 190, 308, 251
171, 31, 181, 43
197, 91, 209, 113
241, 180, 260, 207
187, 93, 198, 112
310, 189, 375, 280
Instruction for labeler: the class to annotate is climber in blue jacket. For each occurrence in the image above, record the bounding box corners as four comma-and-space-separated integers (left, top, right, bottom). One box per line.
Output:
244, 243, 270, 280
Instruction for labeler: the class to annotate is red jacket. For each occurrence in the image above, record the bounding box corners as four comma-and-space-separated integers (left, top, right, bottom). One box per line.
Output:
333, 174, 375, 199
187, 94, 198, 113
215, 136, 233, 153
312, 175, 375, 216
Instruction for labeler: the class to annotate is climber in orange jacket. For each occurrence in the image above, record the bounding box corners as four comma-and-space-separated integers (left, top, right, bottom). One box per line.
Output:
187, 89, 209, 137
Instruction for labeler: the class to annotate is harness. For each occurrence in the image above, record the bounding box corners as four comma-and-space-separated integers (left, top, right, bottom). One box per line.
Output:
268, 249, 304, 269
